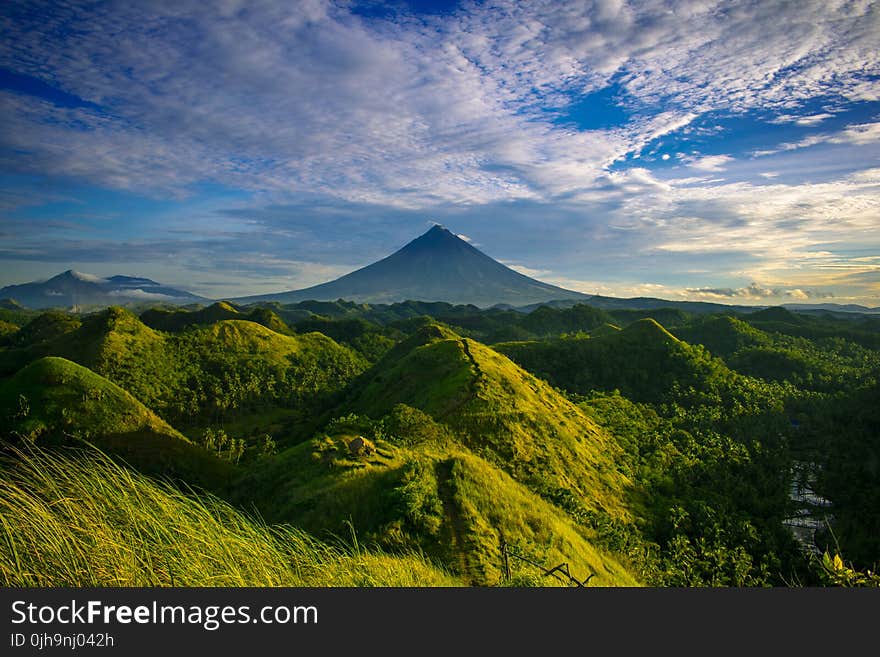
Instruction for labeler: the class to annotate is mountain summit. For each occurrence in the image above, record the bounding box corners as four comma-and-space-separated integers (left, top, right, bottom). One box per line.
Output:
235, 225, 589, 307
0, 270, 204, 310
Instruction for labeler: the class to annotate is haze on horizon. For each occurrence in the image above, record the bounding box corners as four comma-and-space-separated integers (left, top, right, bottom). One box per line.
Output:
1, 1, 879, 306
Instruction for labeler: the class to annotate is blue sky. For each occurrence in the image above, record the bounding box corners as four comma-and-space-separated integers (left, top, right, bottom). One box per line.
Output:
1, 0, 879, 305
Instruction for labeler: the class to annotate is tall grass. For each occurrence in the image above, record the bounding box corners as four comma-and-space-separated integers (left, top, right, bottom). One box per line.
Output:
0, 445, 459, 587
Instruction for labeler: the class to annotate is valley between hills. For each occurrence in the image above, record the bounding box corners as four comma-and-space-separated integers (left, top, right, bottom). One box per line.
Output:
1, 295, 878, 587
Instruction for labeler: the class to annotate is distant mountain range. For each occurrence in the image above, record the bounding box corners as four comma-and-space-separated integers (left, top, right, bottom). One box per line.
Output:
232, 225, 590, 308
507, 296, 879, 315
2, 228, 878, 314
0, 270, 205, 310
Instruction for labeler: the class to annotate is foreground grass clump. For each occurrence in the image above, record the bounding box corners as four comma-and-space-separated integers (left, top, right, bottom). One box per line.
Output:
0, 446, 459, 587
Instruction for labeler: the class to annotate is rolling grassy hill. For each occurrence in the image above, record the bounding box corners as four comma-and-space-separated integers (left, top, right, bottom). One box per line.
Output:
234, 404, 640, 586
1, 298, 876, 586
494, 318, 714, 405
0, 356, 233, 488
1, 307, 368, 427
339, 324, 633, 519
140, 301, 293, 335
674, 315, 771, 358
229, 324, 643, 585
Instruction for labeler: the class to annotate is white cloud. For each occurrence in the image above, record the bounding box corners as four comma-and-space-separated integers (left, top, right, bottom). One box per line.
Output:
107, 289, 181, 301
0, 1, 877, 205
502, 262, 552, 279
753, 121, 880, 156
685, 154, 734, 172
769, 113, 835, 126
836, 122, 880, 146
685, 282, 832, 300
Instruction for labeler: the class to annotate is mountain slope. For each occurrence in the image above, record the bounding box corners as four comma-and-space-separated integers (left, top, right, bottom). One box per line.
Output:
0, 447, 460, 586
233, 225, 589, 307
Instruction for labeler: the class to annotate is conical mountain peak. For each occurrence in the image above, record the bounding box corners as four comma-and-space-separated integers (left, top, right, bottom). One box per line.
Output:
234, 225, 590, 308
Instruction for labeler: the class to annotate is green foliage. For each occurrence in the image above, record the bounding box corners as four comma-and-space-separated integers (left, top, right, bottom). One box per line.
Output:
141, 301, 294, 334
743, 306, 880, 349
579, 390, 801, 586
11, 311, 82, 345
235, 438, 640, 586
0, 356, 183, 443
675, 315, 770, 357
293, 317, 398, 361
798, 378, 880, 568
393, 457, 445, 538
378, 404, 456, 447
199, 428, 246, 464
814, 552, 880, 587
0, 320, 19, 342
0, 356, 234, 490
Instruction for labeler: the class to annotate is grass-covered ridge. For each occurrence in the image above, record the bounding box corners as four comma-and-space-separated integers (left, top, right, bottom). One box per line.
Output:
140, 301, 293, 335
0, 446, 460, 587
494, 317, 765, 409
235, 409, 641, 586
341, 324, 633, 519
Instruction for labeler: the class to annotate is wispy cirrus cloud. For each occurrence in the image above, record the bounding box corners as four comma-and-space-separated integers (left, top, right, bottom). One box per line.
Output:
2, 1, 878, 203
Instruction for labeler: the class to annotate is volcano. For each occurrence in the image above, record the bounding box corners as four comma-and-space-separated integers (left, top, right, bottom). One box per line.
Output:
234, 225, 590, 307
0, 270, 205, 310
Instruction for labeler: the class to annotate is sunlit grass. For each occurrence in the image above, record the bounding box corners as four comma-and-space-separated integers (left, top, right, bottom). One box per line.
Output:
0, 445, 460, 587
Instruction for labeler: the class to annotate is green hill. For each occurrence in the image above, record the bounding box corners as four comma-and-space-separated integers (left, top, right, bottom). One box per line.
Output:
0, 306, 169, 380
674, 314, 879, 392
518, 304, 614, 336
741, 306, 880, 348
9, 311, 81, 346
1, 356, 181, 440
339, 324, 632, 519
140, 301, 241, 331
169, 320, 368, 421
230, 324, 641, 585
674, 315, 770, 358
495, 318, 720, 405
590, 322, 622, 337
607, 307, 692, 329
235, 404, 639, 586
0, 357, 232, 487
1, 308, 367, 426
140, 301, 293, 335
